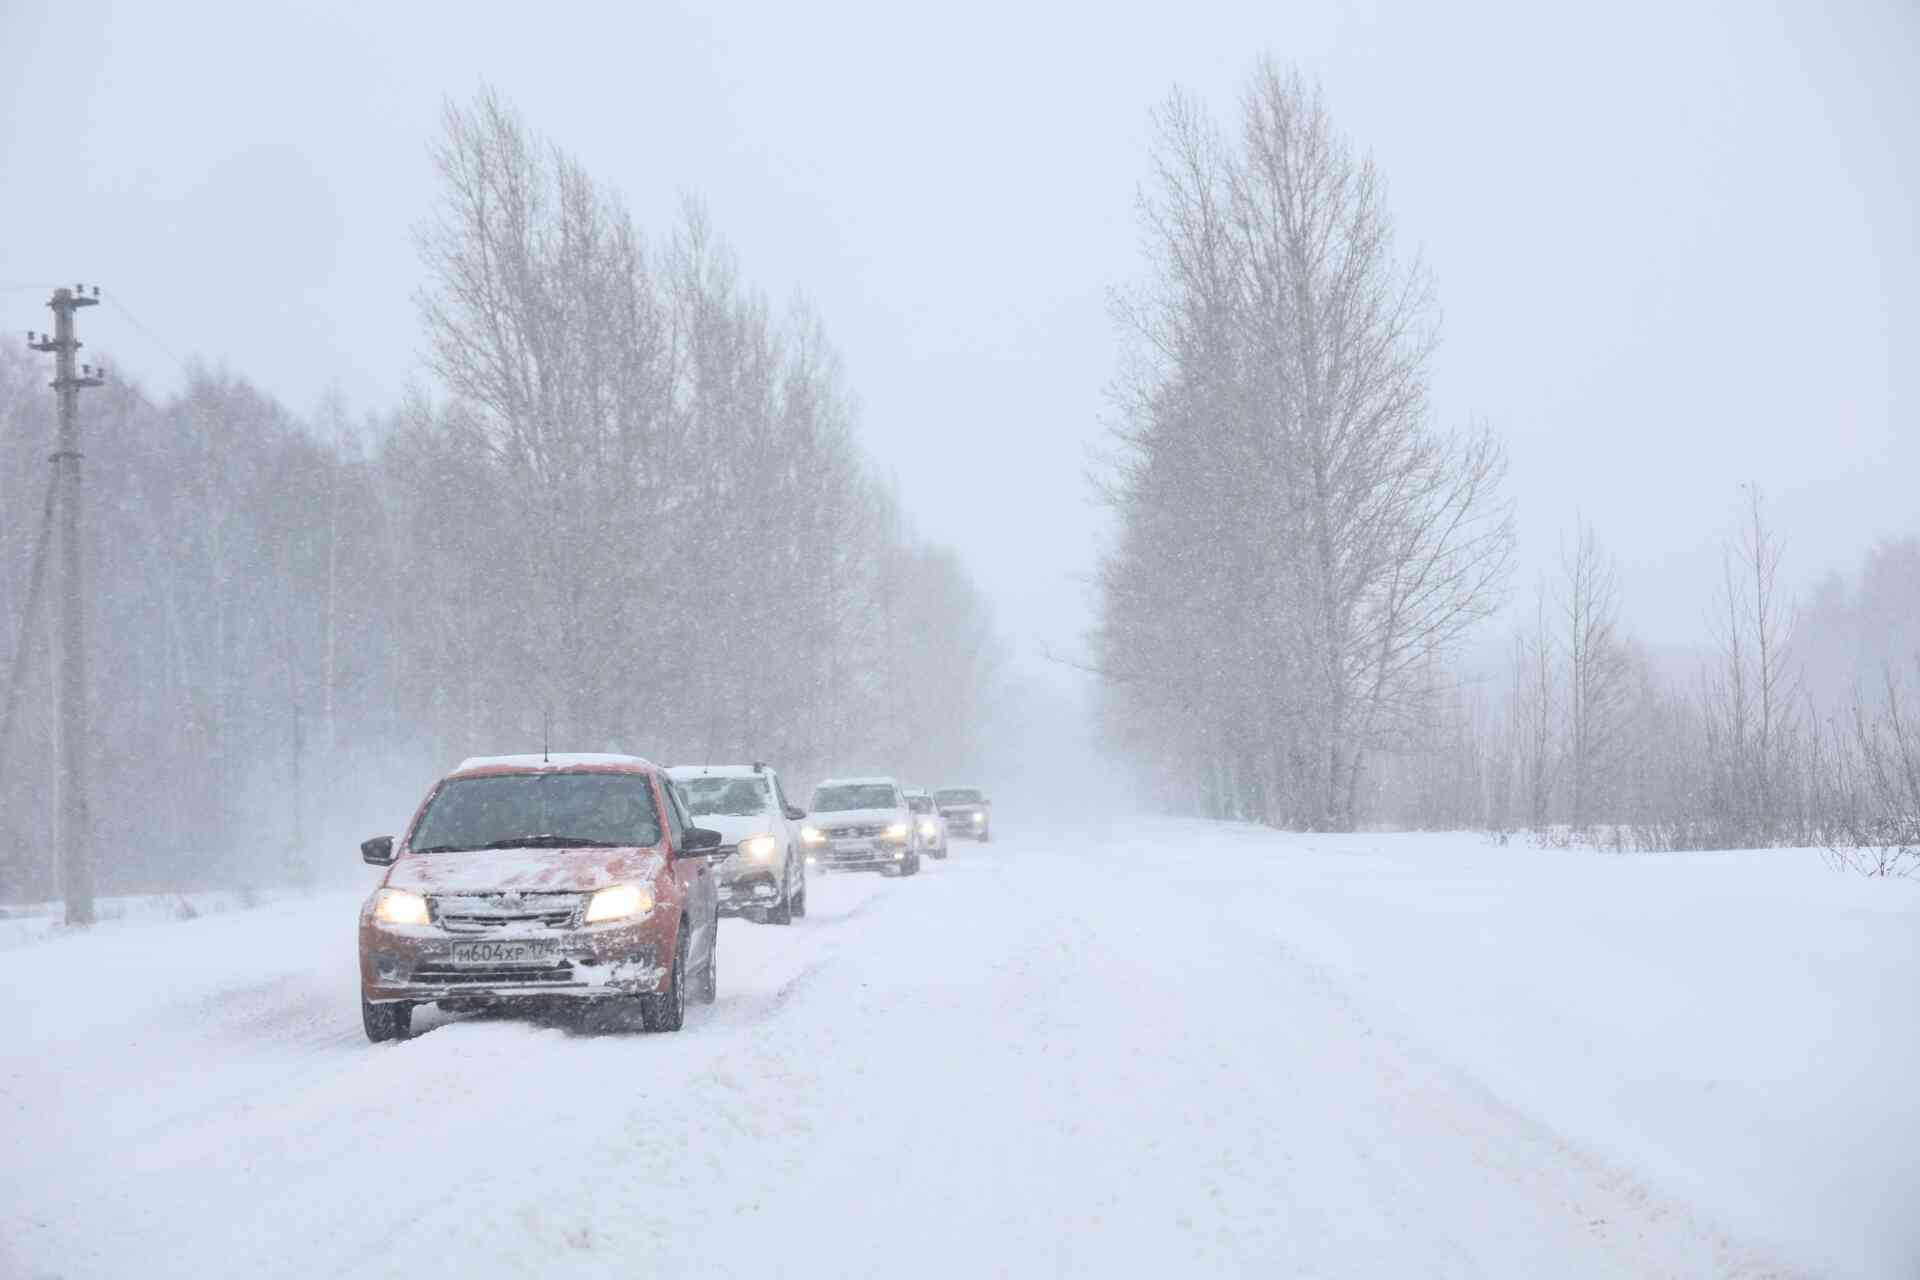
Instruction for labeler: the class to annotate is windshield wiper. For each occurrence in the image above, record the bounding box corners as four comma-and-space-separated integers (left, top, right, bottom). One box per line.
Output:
479, 834, 624, 850
411, 843, 473, 855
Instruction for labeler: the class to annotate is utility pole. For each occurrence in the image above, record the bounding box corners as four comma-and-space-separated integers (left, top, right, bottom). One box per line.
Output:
29, 285, 103, 925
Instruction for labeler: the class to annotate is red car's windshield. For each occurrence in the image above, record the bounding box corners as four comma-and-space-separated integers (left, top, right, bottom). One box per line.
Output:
410, 773, 661, 853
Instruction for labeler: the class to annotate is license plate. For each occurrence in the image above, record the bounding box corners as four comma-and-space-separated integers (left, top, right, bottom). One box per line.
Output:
451, 939, 559, 967
832, 840, 871, 854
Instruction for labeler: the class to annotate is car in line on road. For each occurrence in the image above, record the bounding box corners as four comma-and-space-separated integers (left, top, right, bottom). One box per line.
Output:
357, 753, 723, 1042
803, 776, 921, 876
667, 762, 809, 924
934, 785, 993, 841
904, 788, 949, 859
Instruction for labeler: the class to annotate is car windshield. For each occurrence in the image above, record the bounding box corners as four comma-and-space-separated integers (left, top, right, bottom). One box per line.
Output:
679, 775, 771, 818
410, 773, 661, 852
935, 788, 983, 805
907, 795, 933, 813
812, 783, 896, 811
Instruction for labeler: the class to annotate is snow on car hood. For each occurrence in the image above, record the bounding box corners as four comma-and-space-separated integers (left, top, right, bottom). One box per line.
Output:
387, 845, 665, 895
811, 807, 904, 828
685, 813, 776, 845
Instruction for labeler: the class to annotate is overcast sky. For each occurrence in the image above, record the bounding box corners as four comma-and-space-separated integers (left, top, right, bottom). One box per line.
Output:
3, 0, 1915, 688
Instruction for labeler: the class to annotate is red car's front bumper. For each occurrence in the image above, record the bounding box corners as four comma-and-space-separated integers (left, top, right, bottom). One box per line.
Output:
359, 911, 675, 1004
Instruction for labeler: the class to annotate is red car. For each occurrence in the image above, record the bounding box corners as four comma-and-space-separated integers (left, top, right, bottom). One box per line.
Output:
357, 753, 722, 1041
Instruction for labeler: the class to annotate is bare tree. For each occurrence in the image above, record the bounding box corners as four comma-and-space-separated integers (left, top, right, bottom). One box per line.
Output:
1097, 61, 1513, 831
1830, 660, 1920, 876
1515, 587, 1559, 832
1703, 487, 1800, 843
1560, 522, 1629, 830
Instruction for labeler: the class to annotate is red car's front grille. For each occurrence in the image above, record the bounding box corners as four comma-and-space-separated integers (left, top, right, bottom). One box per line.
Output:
431, 893, 583, 932
411, 963, 578, 986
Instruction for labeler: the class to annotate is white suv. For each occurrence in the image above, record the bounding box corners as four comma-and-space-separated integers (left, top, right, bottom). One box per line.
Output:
803, 777, 921, 876
668, 763, 809, 924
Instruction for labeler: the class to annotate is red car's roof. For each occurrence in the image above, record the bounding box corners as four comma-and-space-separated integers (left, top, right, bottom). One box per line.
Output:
447, 752, 658, 780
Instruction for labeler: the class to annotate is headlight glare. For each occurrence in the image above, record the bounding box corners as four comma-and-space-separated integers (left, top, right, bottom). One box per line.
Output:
884, 822, 909, 840
740, 833, 778, 860
372, 888, 430, 926
586, 883, 654, 924
801, 826, 825, 846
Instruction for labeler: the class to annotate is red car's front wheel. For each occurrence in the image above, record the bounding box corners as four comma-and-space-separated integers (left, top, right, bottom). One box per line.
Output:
362, 995, 412, 1043
642, 927, 688, 1032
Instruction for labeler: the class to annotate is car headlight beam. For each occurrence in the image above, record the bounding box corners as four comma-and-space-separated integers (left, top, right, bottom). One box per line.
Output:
585, 883, 655, 924
800, 826, 825, 846
372, 888, 430, 926
739, 833, 778, 861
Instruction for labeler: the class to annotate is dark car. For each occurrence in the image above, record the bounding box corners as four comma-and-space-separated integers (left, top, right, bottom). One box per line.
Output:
356, 753, 723, 1041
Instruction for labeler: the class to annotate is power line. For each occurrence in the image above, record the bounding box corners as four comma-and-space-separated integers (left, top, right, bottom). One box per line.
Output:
102, 291, 194, 379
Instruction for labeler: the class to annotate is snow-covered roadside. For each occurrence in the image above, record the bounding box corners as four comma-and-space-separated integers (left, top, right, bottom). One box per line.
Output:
0, 887, 312, 949
2, 822, 1912, 1277
1110, 818, 1920, 1278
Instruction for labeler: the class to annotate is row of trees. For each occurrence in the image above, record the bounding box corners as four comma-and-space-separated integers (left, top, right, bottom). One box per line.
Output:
0, 90, 1001, 902
1096, 62, 1913, 873
1095, 63, 1513, 829
1373, 498, 1919, 873
401, 90, 999, 786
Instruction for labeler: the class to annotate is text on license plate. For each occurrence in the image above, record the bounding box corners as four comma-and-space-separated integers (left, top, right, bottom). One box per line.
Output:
451, 939, 559, 967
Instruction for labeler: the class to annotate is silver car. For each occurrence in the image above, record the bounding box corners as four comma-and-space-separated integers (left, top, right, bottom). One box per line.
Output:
803, 777, 921, 876
934, 785, 992, 842
667, 763, 809, 924
904, 789, 949, 859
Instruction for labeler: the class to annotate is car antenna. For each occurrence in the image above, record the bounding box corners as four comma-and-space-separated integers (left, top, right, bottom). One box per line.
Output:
542, 704, 551, 764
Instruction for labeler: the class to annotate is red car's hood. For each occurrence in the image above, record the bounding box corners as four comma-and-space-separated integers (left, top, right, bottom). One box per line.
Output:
386, 845, 665, 895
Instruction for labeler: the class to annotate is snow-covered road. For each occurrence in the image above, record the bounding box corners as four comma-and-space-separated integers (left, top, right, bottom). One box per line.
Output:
5, 820, 1915, 1278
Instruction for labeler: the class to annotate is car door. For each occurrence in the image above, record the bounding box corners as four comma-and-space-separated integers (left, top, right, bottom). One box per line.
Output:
769, 770, 799, 860
660, 775, 717, 968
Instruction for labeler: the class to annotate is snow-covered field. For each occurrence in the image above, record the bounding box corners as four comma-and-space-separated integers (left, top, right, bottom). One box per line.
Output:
4, 818, 1914, 1278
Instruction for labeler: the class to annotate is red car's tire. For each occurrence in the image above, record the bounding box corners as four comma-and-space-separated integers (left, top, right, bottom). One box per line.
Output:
642, 928, 688, 1032
362, 995, 412, 1043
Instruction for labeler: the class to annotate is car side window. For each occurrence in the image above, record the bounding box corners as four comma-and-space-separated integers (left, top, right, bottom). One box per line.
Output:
660, 778, 687, 846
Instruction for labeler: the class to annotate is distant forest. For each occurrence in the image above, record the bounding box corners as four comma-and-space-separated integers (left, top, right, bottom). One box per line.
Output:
0, 91, 1003, 901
